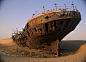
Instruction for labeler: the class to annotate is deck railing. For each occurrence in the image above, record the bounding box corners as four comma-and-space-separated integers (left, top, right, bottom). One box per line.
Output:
32, 1, 78, 18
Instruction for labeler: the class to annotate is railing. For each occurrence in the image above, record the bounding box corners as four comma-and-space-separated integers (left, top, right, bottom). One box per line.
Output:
32, 7, 78, 18
32, 1, 78, 18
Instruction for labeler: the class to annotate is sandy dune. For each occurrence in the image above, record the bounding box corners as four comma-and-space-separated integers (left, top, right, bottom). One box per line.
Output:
0, 38, 86, 62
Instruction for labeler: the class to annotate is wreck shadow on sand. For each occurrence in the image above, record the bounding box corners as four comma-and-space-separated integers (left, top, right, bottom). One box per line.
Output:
59, 40, 86, 56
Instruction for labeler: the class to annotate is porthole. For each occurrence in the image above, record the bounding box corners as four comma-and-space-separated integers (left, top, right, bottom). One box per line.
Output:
45, 16, 49, 19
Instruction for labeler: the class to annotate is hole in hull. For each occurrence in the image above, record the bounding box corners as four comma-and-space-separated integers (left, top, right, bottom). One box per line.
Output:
45, 23, 48, 33
45, 16, 49, 19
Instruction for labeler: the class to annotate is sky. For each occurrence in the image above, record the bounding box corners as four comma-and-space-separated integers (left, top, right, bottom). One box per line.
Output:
0, 0, 86, 40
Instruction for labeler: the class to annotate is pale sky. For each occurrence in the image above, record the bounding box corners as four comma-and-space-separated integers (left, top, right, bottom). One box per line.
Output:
0, 0, 86, 40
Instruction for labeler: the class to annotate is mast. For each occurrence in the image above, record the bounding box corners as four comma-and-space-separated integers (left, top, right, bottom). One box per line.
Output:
54, 3, 58, 11
43, 6, 45, 13
71, 1, 74, 11
64, 4, 66, 9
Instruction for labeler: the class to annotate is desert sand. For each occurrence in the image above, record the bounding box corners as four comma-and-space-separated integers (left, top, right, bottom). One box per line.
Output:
0, 38, 86, 62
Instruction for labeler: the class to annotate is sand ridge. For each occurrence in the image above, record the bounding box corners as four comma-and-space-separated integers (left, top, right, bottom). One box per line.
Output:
0, 38, 86, 62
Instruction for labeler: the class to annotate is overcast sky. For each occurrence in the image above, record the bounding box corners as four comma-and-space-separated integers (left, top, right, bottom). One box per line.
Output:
0, 0, 86, 40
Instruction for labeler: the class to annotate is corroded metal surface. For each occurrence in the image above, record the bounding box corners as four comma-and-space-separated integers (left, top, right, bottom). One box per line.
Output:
12, 6, 81, 56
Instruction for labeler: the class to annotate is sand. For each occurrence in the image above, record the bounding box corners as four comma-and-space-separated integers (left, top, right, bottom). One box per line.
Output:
0, 38, 86, 62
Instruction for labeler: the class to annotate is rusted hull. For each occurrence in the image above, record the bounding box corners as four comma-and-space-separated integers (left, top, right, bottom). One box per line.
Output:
27, 18, 80, 47
12, 10, 81, 56
13, 18, 80, 54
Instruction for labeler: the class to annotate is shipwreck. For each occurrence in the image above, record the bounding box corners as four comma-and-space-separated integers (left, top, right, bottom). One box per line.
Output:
12, 2, 81, 56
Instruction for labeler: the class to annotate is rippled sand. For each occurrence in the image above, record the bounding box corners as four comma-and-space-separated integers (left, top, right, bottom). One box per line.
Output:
0, 38, 86, 62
